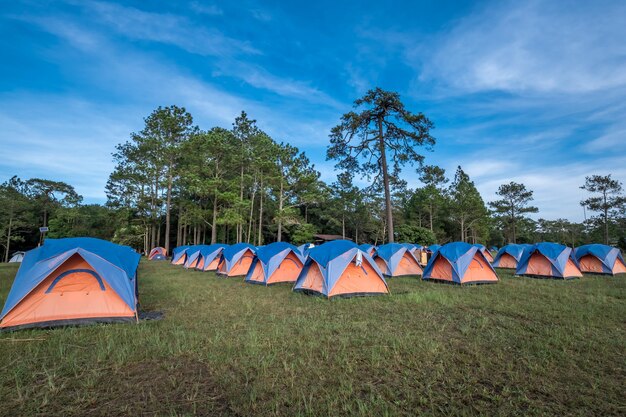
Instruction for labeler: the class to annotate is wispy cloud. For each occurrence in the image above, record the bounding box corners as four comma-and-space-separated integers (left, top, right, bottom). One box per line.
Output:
0, 95, 134, 200
84, 0, 259, 57
417, 0, 626, 94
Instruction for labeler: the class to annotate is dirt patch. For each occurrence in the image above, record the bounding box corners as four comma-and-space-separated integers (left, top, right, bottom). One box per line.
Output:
85, 357, 235, 417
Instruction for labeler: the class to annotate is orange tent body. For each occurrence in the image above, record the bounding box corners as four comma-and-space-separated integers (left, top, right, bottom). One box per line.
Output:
522, 253, 581, 278
245, 243, 304, 285
516, 243, 582, 279
198, 255, 222, 271
1, 238, 140, 331
293, 241, 389, 298
392, 252, 423, 276
216, 244, 257, 277
374, 244, 423, 277
186, 256, 200, 269
423, 242, 499, 285
578, 255, 626, 275
496, 253, 517, 268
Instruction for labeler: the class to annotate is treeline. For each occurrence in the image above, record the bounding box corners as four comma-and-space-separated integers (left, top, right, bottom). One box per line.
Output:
1, 90, 625, 258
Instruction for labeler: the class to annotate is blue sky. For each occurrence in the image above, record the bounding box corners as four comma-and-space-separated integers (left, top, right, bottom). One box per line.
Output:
1, 0, 625, 221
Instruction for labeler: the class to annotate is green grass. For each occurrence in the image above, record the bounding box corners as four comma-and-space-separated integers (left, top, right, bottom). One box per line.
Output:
0, 261, 625, 416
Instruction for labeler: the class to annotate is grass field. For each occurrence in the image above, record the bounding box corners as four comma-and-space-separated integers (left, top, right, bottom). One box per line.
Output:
0, 261, 625, 416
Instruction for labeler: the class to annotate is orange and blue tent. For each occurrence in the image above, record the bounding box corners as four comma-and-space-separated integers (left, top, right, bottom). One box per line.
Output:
472, 244, 494, 263
195, 244, 228, 271
375, 243, 423, 277
423, 242, 498, 284
492, 244, 532, 269
0, 237, 140, 331
293, 240, 388, 298
148, 247, 167, 260
216, 243, 256, 277
573, 244, 626, 276
516, 242, 582, 279
184, 245, 214, 269
358, 243, 377, 257
171, 245, 192, 265
245, 242, 304, 285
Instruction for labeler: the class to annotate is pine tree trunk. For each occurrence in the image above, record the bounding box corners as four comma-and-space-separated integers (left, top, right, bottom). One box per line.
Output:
277, 173, 284, 242
238, 165, 244, 243
460, 218, 465, 242
429, 202, 434, 231
176, 205, 182, 247
604, 191, 609, 245
151, 176, 158, 249
144, 225, 148, 255
257, 177, 264, 246
165, 166, 173, 253
512, 215, 516, 244
342, 213, 345, 239
378, 117, 394, 243
247, 174, 257, 244
211, 192, 218, 244
5, 216, 12, 262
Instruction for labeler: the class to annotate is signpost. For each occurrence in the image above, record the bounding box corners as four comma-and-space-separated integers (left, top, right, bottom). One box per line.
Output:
39, 227, 49, 246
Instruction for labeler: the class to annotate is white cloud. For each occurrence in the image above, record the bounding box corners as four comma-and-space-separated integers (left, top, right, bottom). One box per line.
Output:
0, 96, 134, 200
84, 1, 259, 57
417, 0, 626, 94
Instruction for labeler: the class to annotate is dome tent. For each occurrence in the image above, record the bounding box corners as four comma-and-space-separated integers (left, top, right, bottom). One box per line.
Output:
293, 240, 388, 298
245, 242, 304, 285
1, 238, 140, 331
516, 242, 582, 279
184, 245, 214, 269
216, 243, 257, 277
573, 244, 626, 276
492, 244, 532, 269
374, 243, 423, 277
148, 247, 167, 260
195, 244, 228, 271
423, 242, 498, 285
